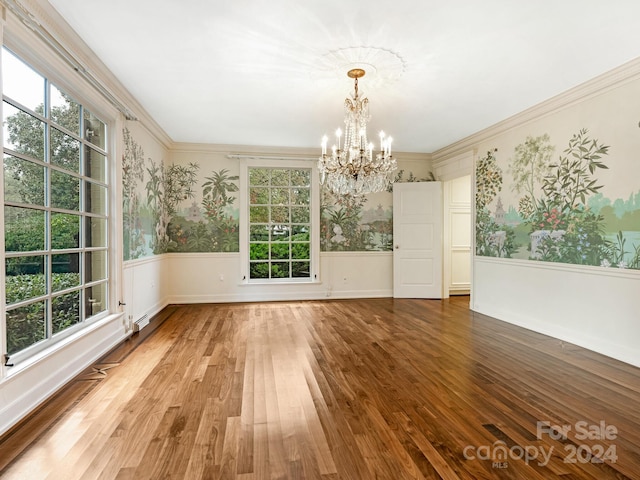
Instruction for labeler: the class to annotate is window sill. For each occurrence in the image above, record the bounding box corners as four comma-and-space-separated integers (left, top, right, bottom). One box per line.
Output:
4, 312, 124, 378
240, 278, 322, 286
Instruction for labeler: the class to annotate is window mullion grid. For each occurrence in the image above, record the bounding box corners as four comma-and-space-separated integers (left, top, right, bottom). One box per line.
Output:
2, 48, 111, 362
78, 115, 86, 321
286, 183, 292, 278
44, 80, 54, 341
247, 166, 312, 282
268, 179, 273, 279
2, 97, 47, 124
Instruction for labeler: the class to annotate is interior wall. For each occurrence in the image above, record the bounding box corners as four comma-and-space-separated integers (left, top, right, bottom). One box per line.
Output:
121, 120, 171, 327
163, 146, 432, 303
436, 59, 640, 367
120, 139, 436, 325
474, 258, 639, 366
165, 252, 393, 303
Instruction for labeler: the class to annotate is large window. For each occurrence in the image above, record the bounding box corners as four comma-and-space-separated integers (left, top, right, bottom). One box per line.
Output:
247, 166, 314, 281
2, 47, 110, 360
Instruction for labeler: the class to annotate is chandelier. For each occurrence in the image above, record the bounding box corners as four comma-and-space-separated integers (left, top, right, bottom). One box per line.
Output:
319, 68, 397, 196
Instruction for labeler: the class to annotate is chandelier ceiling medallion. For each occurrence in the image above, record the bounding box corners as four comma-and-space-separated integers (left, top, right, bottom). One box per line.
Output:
318, 68, 397, 196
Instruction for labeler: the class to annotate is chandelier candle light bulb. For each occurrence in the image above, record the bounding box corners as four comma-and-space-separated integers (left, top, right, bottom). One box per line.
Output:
318, 68, 397, 196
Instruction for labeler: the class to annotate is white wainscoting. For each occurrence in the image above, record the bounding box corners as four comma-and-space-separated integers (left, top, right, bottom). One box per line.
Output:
472, 256, 640, 367
165, 252, 393, 304
123, 256, 170, 329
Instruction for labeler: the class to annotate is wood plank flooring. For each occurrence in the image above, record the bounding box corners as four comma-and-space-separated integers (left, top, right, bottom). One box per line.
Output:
1, 297, 639, 479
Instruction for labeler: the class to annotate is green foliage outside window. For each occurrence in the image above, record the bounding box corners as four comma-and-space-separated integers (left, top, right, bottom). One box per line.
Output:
248, 167, 311, 280
3, 47, 109, 357
5, 273, 80, 354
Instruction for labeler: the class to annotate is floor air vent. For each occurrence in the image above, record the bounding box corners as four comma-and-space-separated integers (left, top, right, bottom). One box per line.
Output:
133, 314, 149, 332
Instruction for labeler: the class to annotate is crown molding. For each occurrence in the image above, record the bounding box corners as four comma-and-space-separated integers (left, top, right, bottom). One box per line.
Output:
432, 150, 473, 181
432, 56, 640, 163
171, 142, 320, 156
170, 142, 431, 163
3, 0, 172, 149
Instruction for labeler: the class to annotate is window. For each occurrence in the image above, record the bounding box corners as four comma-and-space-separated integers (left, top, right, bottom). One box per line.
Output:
245, 163, 318, 281
2, 47, 110, 360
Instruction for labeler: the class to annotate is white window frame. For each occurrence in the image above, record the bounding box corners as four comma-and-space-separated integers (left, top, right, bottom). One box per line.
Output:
239, 158, 320, 284
1, 35, 119, 367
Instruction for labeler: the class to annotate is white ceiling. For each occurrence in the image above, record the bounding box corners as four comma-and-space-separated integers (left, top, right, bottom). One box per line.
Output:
47, 0, 640, 153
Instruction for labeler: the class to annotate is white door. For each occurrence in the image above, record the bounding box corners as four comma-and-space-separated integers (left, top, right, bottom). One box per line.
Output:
393, 182, 443, 298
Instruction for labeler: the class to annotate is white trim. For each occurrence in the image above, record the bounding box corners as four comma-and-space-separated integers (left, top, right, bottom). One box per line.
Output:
0, 5, 126, 415
474, 255, 640, 280
432, 56, 640, 162
239, 158, 320, 283
2, 26, 119, 127
113, 116, 126, 316
1, 43, 118, 365
443, 180, 451, 299
175, 143, 321, 156
167, 289, 392, 305
135, 251, 393, 261
228, 154, 317, 162
2, 0, 135, 120
471, 301, 640, 369
321, 250, 392, 258
0, 5, 7, 380
3, 312, 121, 377
123, 253, 176, 267
3, 0, 171, 148
443, 176, 472, 298
432, 150, 474, 181
243, 278, 321, 286
148, 251, 240, 261
170, 142, 432, 159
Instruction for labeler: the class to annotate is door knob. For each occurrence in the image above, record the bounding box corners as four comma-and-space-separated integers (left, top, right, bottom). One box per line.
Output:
395, 245, 399, 249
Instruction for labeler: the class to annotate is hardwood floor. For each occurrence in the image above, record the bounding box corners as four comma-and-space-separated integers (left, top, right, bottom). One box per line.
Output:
1, 297, 639, 479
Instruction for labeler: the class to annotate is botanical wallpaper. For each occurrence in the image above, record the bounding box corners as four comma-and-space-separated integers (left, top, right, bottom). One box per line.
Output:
123, 128, 240, 260
476, 129, 640, 270
320, 189, 392, 252
320, 169, 433, 252
122, 127, 431, 259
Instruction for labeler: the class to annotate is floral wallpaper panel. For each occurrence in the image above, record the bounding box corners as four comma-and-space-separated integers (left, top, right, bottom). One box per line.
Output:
123, 126, 432, 259
476, 128, 640, 270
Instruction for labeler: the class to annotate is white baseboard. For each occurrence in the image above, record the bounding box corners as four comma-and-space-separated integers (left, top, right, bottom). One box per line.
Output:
472, 304, 640, 369
167, 289, 393, 305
